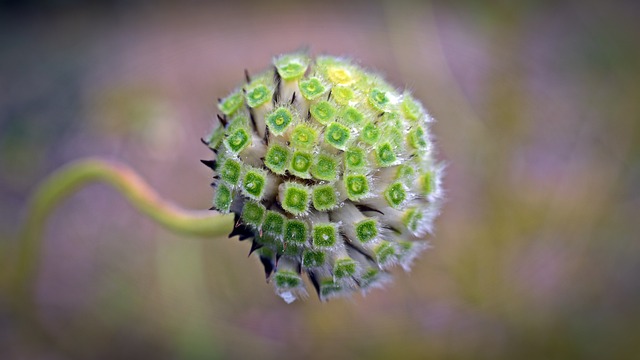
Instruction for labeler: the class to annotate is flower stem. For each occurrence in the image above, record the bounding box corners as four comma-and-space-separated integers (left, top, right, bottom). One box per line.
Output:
11, 157, 234, 304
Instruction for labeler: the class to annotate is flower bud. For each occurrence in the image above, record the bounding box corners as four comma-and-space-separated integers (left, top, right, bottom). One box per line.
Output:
203, 52, 444, 302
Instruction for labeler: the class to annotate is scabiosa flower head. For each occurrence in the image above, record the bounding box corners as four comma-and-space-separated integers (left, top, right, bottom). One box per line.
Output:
202, 52, 444, 303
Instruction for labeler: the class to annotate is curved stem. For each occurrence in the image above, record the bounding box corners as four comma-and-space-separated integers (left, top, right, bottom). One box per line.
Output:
11, 157, 234, 303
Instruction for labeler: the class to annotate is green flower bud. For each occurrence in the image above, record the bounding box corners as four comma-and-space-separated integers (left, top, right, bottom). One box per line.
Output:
290, 123, 319, 149
241, 201, 265, 229
289, 151, 313, 178
213, 183, 233, 213
360, 121, 381, 145
310, 153, 339, 181
262, 210, 286, 238
374, 142, 398, 167
203, 52, 444, 303
343, 173, 371, 201
373, 241, 397, 267
368, 88, 391, 112
264, 143, 290, 175
312, 184, 339, 211
218, 91, 244, 116
340, 106, 365, 127
279, 182, 311, 216
384, 182, 408, 209
303, 249, 326, 268
284, 219, 309, 245
247, 85, 271, 108
224, 127, 251, 154
401, 93, 426, 121
218, 158, 242, 186
299, 77, 327, 100
241, 166, 268, 201
266, 107, 294, 135
344, 147, 367, 171
331, 85, 355, 105
274, 53, 310, 81
324, 122, 351, 150
309, 101, 336, 125
333, 257, 357, 279
312, 222, 339, 248
355, 218, 378, 243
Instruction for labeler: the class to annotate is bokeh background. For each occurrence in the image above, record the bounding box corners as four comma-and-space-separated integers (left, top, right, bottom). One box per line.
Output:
2, 0, 640, 359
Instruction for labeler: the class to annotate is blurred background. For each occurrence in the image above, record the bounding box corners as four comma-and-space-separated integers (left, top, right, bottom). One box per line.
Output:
1, 0, 639, 358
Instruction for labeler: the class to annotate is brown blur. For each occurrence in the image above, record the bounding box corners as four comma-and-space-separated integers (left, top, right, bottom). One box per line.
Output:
1, 1, 639, 359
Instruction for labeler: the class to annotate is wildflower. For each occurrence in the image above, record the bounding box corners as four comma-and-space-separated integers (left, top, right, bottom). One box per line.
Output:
202, 52, 443, 302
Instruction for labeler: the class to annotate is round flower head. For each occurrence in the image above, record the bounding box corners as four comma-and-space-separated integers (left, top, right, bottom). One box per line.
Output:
202, 52, 444, 303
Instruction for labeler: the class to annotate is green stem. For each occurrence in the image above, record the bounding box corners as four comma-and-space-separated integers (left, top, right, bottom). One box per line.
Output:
11, 157, 234, 303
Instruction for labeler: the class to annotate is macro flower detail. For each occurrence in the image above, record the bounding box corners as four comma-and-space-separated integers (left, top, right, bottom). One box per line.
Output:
202, 52, 443, 303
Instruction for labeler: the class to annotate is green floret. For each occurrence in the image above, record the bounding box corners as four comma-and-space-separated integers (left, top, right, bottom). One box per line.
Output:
408, 125, 428, 149
381, 111, 403, 130
419, 171, 435, 196
262, 211, 285, 237
360, 121, 381, 145
401, 94, 424, 121
312, 184, 339, 211
344, 147, 367, 171
224, 128, 251, 154
312, 223, 338, 248
280, 182, 311, 216
274, 270, 302, 289
355, 218, 378, 243
316, 57, 360, 86
396, 241, 424, 267
388, 127, 404, 149
290, 123, 318, 149
344, 174, 370, 201
397, 240, 413, 254
374, 241, 397, 265
302, 250, 326, 268
396, 164, 416, 186
368, 88, 390, 112
320, 279, 343, 298
289, 151, 313, 178
310, 101, 336, 125
333, 258, 357, 278
341, 106, 365, 127
241, 168, 267, 200
299, 77, 326, 100
241, 201, 265, 228
359, 268, 381, 288
226, 114, 250, 131
284, 219, 309, 245
264, 143, 290, 175
206, 126, 225, 149
375, 142, 397, 167
218, 91, 244, 116
274, 53, 309, 80
283, 243, 303, 257
384, 182, 407, 209
325, 122, 351, 150
331, 85, 354, 105
219, 158, 242, 186
256, 234, 279, 248
213, 183, 233, 213
403, 207, 424, 233
311, 153, 339, 181
246, 84, 272, 108
266, 107, 294, 135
